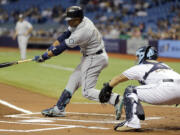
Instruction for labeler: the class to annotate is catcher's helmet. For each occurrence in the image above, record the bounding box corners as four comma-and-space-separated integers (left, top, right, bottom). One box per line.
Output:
136, 45, 158, 64
64, 6, 83, 21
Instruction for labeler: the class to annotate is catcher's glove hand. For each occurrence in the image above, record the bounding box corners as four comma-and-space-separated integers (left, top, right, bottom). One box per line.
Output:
99, 82, 113, 103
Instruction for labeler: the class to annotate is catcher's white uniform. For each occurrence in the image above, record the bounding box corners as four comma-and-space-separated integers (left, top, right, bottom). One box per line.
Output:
15, 20, 33, 60
119, 60, 180, 129
64, 17, 119, 105
123, 61, 180, 105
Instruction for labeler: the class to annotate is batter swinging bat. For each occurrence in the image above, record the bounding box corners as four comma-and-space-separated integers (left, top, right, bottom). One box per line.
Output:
0, 58, 34, 68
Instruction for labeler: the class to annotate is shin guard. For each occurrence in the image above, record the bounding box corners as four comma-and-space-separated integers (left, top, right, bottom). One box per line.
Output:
123, 86, 145, 121
56, 89, 72, 111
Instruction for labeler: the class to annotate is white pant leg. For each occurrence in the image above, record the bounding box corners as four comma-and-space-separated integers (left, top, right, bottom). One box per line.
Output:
17, 36, 29, 60
65, 63, 82, 94
125, 81, 180, 128
65, 52, 119, 105
81, 53, 119, 105
136, 82, 180, 105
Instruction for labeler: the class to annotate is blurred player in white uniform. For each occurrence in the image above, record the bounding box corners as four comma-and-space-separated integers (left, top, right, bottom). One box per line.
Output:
101, 45, 180, 131
13, 14, 33, 60
34, 6, 122, 120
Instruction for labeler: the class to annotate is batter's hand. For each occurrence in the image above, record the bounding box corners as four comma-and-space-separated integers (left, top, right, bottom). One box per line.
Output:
34, 56, 45, 62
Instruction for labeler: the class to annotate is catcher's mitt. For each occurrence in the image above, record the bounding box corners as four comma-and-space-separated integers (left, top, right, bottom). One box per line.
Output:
99, 82, 113, 103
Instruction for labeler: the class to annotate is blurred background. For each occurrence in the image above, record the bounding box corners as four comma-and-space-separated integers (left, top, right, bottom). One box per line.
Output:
0, 0, 180, 58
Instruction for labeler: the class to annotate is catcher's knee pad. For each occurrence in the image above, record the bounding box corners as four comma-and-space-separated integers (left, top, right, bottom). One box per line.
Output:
56, 89, 72, 110
123, 86, 145, 120
124, 85, 137, 95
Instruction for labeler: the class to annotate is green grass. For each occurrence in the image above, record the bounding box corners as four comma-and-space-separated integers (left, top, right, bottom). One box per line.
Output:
0, 49, 180, 103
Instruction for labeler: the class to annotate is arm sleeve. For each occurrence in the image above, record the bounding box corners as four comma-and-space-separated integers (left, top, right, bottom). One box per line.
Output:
57, 30, 71, 43
51, 40, 70, 56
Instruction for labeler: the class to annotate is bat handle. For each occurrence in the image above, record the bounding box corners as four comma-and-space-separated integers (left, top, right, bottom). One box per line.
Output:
17, 59, 34, 64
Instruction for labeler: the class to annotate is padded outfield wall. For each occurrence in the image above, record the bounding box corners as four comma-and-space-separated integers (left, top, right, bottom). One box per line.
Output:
0, 36, 180, 59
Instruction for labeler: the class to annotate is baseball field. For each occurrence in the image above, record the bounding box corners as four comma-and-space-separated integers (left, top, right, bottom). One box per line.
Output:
0, 47, 180, 135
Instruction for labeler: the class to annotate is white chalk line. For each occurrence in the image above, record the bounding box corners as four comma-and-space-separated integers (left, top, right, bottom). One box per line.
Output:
0, 120, 110, 132
0, 99, 32, 114
0, 99, 114, 132
0, 120, 110, 129
5, 112, 162, 123
0, 126, 75, 133
41, 63, 74, 71
5, 113, 121, 124
6, 111, 115, 117
0, 99, 162, 133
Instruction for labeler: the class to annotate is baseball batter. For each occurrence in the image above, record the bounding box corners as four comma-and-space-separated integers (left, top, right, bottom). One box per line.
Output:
101, 45, 180, 131
13, 14, 33, 60
34, 6, 122, 120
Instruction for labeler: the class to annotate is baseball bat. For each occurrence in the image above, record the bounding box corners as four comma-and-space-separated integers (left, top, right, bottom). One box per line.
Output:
0, 58, 34, 68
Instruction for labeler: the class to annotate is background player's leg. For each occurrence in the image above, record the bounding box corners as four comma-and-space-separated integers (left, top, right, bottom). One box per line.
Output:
18, 36, 28, 60
17, 36, 24, 60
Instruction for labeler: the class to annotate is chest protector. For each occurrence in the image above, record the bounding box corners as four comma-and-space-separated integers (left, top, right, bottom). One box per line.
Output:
139, 61, 171, 85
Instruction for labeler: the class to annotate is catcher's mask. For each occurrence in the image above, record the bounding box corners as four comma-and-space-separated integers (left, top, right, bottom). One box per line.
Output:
136, 45, 158, 64
64, 6, 84, 21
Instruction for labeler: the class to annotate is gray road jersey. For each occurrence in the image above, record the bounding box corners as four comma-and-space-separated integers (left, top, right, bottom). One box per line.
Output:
65, 17, 104, 55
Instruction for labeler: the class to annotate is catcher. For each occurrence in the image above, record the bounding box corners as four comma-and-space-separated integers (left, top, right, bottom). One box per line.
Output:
99, 45, 180, 131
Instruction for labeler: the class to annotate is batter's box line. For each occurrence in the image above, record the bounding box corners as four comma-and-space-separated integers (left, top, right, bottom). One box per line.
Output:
0, 120, 110, 133
5, 111, 115, 117
0, 126, 76, 133
5, 113, 122, 124
4, 112, 162, 124
5, 112, 163, 121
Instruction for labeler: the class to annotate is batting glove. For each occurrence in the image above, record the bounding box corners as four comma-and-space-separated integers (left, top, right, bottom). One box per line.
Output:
34, 56, 45, 62
34, 52, 50, 62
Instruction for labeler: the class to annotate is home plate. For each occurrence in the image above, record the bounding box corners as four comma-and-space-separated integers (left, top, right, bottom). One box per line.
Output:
19, 119, 54, 123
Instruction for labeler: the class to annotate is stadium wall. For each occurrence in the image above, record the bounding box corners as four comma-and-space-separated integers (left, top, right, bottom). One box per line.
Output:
0, 36, 179, 59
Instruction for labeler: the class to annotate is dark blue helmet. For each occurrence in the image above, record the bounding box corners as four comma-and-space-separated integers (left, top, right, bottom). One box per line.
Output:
136, 45, 158, 64
65, 6, 84, 21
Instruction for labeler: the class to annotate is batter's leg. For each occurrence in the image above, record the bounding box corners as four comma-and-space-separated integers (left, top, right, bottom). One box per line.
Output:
81, 55, 122, 119
42, 64, 81, 117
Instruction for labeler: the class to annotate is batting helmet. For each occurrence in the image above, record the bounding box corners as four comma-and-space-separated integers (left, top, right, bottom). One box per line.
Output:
136, 45, 158, 64
64, 6, 84, 21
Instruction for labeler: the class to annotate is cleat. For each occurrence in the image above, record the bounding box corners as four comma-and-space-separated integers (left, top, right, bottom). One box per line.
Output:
114, 121, 140, 131
115, 97, 123, 120
41, 106, 65, 117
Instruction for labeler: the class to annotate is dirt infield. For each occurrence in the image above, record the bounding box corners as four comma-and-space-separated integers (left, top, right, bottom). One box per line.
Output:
0, 83, 180, 135
1, 47, 180, 134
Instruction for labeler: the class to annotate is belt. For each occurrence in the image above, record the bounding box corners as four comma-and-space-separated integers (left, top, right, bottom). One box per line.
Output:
83, 49, 103, 57
163, 79, 174, 82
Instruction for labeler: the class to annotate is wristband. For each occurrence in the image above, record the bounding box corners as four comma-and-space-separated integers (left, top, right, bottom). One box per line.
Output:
42, 52, 50, 60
